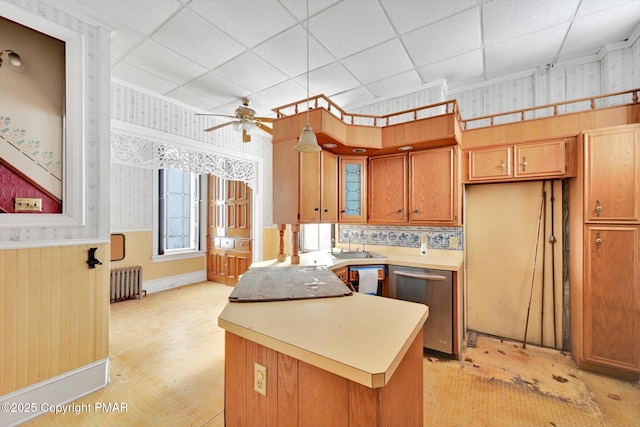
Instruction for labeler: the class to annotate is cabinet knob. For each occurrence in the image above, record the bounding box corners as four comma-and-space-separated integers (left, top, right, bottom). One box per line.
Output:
520, 156, 527, 172
595, 232, 602, 249
595, 200, 602, 217
499, 159, 505, 173
397, 209, 402, 213
323, 209, 328, 212
314, 207, 319, 211
413, 209, 419, 213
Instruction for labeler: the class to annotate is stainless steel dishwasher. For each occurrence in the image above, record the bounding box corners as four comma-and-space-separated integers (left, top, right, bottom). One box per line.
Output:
388, 265, 453, 355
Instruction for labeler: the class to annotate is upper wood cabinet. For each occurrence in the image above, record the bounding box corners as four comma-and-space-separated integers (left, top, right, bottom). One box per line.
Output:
583, 125, 640, 223
409, 146, 461, 225
299, 150, 338, 223
339, 156, 367, 223
464, 137, 576, 183
368, 154, 408, 223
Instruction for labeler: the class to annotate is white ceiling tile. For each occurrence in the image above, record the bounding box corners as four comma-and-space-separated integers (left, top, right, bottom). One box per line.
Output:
278, 0, 341, 20
482, 0, 579, 45
310, 0, 396, 59
112, 61, 179, 95
151, 8, 245, 69
253, 24, 334, 78
214, 51, 289, 93
251, 79, 309, 115
365, 71, 422, 97
561, 2, 640, 57
122, 39, 208, 85
183, 72, 251, 107
68, 0, 182, 34
166, 85, 223, 111
417, 50, 484, 85
301, 62, 361, 97
342, 39, 413, 84
111, 27, 144, 58
484, 26, 568, 77
402, 8, 481, 66
331, 87, 375, 111
189, 0, 297, 48
381, 0, 478, 34
575, 0, 640, 18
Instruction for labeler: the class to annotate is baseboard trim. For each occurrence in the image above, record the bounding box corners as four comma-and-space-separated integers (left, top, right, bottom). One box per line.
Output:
142, 270, 206, 295
0, 358, 109, 426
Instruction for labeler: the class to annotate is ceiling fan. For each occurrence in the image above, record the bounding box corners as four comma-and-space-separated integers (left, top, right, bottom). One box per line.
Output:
197, 98, 274, 142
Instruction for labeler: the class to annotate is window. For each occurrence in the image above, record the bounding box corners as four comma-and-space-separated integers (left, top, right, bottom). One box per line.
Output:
158, 168, 200, 255
300, 223, 334, 253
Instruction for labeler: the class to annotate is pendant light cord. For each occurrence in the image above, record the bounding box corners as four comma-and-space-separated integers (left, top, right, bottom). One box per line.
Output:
306, 0, 310, 123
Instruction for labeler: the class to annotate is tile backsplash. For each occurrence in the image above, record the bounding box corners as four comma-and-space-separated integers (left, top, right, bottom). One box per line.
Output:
339, 225, 464, 251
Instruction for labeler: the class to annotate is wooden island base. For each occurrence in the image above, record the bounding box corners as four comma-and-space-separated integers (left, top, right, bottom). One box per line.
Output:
224, 330, 424, 427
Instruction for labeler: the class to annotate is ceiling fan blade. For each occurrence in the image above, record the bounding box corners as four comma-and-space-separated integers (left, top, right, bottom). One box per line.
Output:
255, 116, 275, 123
204, 121, 235, 132
196, 113, 237, 119
242, 129, 251, 143
256, 122, 273, 135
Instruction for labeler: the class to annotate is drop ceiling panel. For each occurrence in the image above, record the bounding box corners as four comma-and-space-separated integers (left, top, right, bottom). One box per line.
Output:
482, 0, 578, 46
214, 51, 289, 93
342, 39, 414, 85
111, 61, 179, 95
189, 0, 297, 48
151, 8, 245, 69
38, 0, 640, 116
485, 25, 568, 77
402, 8, 481, 66
417, 50, 484, 86
310, 0, 396, 59
381, 0, 478, 34
365, 70, 423, 98
253, 24, 335, 78
122, 39, 208, 85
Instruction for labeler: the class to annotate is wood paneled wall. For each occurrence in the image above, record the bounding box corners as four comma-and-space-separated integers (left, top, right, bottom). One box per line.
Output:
0, 244, 109, 395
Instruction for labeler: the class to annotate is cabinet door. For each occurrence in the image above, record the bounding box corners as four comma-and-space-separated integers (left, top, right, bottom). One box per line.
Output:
368, 154, 408, 223
514, 140, 566, 178
320, 151, 338, 223
468, 146, 512, 181
583, 225, 640, 372
339, 156, 367, 223
207, 249, 227, 284
299, 150, 321, 223
584, 125, 640, 223
409, 147, 459, 224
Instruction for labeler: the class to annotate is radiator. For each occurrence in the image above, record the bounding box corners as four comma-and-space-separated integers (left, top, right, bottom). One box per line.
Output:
110, 266, 145, 302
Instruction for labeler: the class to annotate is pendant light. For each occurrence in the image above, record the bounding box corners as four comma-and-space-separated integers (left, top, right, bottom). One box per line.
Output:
294, 0, 321, 152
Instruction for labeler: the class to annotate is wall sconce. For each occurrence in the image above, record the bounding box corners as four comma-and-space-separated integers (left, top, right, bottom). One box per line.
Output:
0, 49, 24, 72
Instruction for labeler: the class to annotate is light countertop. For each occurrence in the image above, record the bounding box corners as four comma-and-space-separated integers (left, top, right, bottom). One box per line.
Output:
251, 248, 463, 272
218, 290, 428, 388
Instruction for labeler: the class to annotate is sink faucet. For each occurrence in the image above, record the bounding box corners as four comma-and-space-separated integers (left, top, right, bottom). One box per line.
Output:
348, 234, 352, 252
362, 243, 366, 252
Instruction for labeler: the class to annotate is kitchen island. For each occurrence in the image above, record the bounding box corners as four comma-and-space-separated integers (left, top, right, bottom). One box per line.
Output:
218, 266, 428, 427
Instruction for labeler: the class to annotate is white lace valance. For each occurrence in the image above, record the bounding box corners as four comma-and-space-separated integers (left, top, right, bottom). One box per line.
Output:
110, 130, 256, 188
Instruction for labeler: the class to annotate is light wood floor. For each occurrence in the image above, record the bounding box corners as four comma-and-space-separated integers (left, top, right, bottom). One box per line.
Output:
26, 281, 640, 426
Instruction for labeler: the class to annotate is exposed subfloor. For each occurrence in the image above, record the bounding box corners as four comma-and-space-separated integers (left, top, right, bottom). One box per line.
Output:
24, 282, 640, 427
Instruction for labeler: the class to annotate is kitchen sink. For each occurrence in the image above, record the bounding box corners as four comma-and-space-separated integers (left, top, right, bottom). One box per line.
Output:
331, 251, 386, 259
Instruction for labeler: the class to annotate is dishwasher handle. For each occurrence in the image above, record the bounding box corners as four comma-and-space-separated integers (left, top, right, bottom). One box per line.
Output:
392, 271, 448, 281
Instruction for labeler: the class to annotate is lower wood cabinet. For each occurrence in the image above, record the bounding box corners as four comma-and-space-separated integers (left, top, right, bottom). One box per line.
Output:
580, 225, 640, 373
207, 237, 252, 286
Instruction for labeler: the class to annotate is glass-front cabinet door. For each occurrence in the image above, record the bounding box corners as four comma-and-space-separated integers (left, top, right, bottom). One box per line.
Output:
339, 156, 367, 223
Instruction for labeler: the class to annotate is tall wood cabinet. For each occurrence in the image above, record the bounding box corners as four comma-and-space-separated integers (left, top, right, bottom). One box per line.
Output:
570, 124, 640, 378
207, 176, 252, 286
